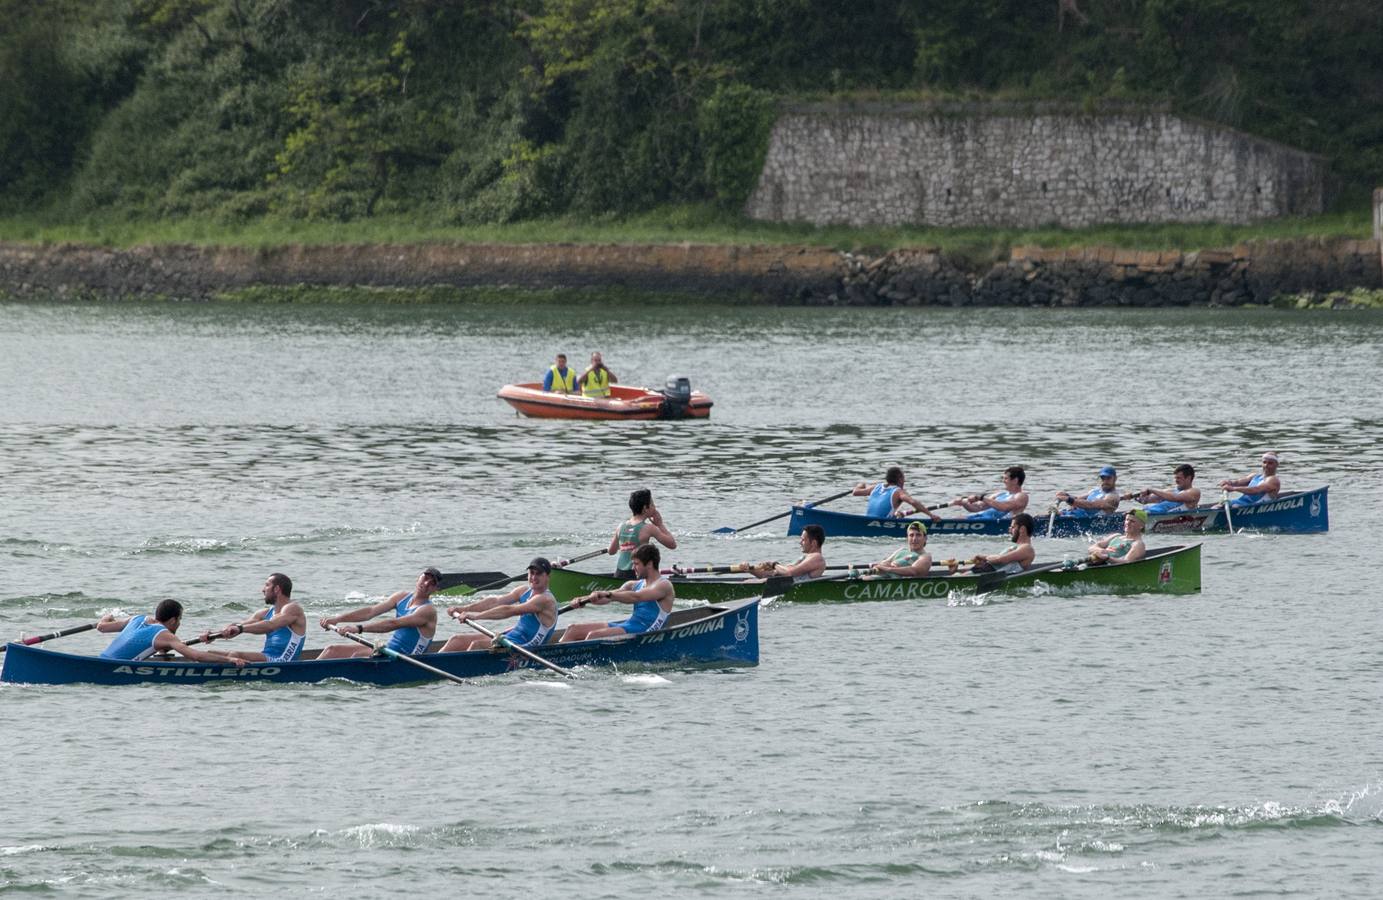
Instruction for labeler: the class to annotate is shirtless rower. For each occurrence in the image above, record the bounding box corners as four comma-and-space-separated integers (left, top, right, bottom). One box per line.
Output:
97, 599, 245, 666
1136, 464, 1202, 513
214, 573, 307, 663
561, 544, 674, 642
950, 513, 1036, 574
440, 557, 559, 652
868, 521, 933, 578
609, 488, 677, 579
316, 567, 440, 659
1219, 451, 1282, 507
1087, 509, 1148, 564
851, 467, 926, 518
954, 466, 1029, 520
745, 524, 827, 581
1057, 465, 1121, 517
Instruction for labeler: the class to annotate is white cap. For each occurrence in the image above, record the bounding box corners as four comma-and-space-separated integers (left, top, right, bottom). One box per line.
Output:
1261, 451, 1279, 463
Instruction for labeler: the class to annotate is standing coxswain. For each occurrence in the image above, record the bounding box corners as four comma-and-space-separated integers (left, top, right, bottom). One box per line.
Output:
316, 567, 440, 659
609, 488, 677, 579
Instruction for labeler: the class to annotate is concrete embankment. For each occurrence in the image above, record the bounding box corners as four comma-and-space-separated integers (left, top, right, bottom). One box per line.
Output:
0, 238, 1378, 306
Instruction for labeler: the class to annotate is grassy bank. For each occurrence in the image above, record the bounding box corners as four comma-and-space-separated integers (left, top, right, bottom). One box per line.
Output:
0, 204, 1371, 258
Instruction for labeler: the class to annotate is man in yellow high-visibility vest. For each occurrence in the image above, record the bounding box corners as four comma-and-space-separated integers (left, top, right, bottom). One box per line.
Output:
579, 351, 618, 398
543, 353, 576, 393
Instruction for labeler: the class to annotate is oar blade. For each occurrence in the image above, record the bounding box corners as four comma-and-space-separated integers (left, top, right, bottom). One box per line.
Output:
436, 571, 511, 592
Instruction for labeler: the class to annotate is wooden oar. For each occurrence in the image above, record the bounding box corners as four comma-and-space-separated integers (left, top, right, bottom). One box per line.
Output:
460, 620, 576, 679
668, 563, 755, 575
0, 621, 97, 653
673, 562, 939, 577
334, 627, 470, 686
712, 489, 853, 535
441, 548, 610, 597
898, 500, 956, 517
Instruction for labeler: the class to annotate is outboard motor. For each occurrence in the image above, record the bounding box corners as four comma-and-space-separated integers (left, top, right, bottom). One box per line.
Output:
658, 375, 693, 419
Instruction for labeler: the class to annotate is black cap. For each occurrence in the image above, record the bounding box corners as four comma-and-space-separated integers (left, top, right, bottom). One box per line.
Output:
422, 567, 442, 582
527, 557, 552, 574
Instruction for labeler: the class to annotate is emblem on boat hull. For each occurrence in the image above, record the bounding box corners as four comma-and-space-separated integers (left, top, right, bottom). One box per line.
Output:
1158, 562, 1173, 584
734, 612, 750, 642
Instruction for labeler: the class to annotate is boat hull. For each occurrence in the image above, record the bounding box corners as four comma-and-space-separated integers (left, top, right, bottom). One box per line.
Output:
497, 383, 712, 420
0, 599, 760, 686
549, 545, 1200, 603
787, 487, 1329, 538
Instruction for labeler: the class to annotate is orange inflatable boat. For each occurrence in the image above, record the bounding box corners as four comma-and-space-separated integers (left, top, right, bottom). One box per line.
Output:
497, 377, 713, 420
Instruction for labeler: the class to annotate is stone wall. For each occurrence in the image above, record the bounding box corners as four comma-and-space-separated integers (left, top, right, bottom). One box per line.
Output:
0, 238, 1377, 307
746, 102, 1327, 228
0, 242, 842, 303
833, 239, 1381, 308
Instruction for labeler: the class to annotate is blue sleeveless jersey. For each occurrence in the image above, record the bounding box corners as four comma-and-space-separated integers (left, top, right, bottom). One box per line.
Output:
503, 588, 557, 648
608, 578, 670, 635
99, 615, 167, 661
260, 609, 305, 662
385, 593, 433, 654
967, 490, 1014, 520
1230, 474, 1273, 507
1144, 499, 1188, 514
865, 484, 898, 518
1067, 487, 1115, 518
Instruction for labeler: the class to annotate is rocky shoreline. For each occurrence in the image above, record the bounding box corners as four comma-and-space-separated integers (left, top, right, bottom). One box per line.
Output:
0, 238, 1379, 307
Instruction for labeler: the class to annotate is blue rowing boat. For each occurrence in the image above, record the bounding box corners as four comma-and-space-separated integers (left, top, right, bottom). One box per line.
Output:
0, 598, 760, 686
786, 486, 1329, 538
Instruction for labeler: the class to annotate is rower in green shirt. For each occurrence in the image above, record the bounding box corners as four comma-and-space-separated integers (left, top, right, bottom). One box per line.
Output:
609, 489, 677, 579
869, 521, 934, 578
1087, 509, 1148, 564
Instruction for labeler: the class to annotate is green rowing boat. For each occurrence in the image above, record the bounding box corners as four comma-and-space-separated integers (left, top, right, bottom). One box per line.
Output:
546, 544, 1201, 603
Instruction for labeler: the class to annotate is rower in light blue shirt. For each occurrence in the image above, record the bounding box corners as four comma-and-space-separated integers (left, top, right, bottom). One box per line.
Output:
955, 466, 1029, 521
97, 598, 247, 667
1220, 452, 1282, 507
852, 467, 926, 518
561, 544, 676, 642
1136, 464, 1202, 514
213, 573, 307, 663
440, 557, 560, 653
315, 568, 441, 659
1057, 465, 1122, 518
